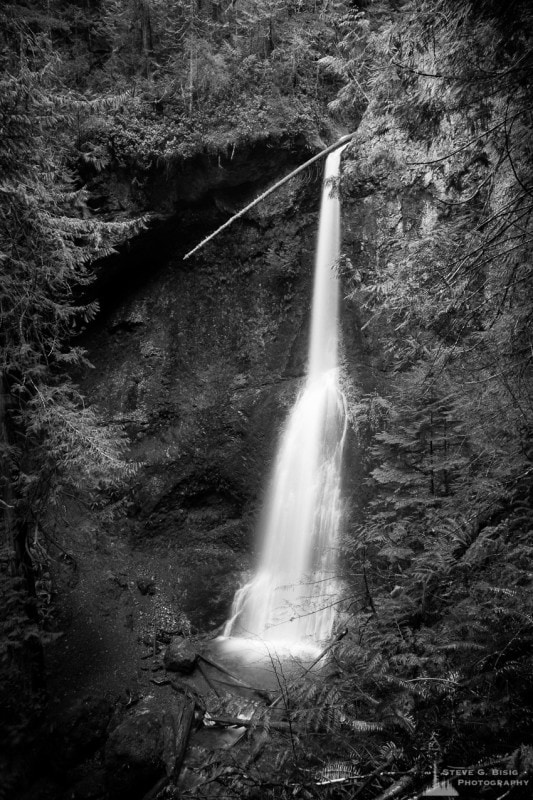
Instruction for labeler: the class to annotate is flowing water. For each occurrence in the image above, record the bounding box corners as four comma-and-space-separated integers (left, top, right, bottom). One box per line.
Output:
223, 148, 347, 648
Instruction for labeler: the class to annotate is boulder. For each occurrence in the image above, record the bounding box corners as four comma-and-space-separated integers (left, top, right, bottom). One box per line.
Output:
104, 695, 194, 800
104, 699, 164, 800
163, 637, 197, 673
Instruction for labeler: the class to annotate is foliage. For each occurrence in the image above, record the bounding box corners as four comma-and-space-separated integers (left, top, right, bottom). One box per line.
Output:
0, 4, 142, 754
0, 5, 353, 755
293, 0, 533, 794
0, 6, 141, 498
55, 0, 352, 169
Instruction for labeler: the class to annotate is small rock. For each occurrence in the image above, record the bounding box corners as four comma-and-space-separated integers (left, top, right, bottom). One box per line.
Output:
163, 637, 197, 673
138, 631, 157, 647
137, 577, 157, 596
106, 570, 129, 589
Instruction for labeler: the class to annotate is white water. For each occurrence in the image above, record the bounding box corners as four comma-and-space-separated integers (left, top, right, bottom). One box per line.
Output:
224, 148, 347, 647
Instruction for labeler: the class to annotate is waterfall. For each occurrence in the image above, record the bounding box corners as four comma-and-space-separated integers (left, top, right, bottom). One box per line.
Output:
224, 148, 347, 646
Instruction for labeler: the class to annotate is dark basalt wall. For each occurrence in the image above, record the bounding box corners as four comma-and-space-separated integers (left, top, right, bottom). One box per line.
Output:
76, 149, 322, 630
86, 133, 317, 219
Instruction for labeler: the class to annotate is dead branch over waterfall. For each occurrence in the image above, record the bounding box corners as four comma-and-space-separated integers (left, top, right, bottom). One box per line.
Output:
182, 133, 354, 261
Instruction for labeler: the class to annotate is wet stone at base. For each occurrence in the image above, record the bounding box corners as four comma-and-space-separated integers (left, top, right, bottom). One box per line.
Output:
164, 637, 198, 673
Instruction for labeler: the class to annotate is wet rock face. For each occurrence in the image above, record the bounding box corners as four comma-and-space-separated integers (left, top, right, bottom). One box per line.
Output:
78, 167, 321, 630
73, 146, 376, 634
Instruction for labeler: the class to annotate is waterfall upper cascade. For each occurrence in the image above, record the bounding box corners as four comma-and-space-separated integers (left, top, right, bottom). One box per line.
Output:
224, 148, 348, 646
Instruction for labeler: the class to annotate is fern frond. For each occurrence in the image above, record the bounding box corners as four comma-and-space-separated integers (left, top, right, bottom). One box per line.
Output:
436, 641, 487, 652
338, 712, 385, 733
316, 759, 361, 785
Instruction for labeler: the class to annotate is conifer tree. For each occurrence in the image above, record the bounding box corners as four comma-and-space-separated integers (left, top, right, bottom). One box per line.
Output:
0, 4, 141, 700
319, 0, 533, 781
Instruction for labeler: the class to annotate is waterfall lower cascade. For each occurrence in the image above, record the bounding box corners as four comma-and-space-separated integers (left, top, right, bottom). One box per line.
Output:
224, 148, 348, 647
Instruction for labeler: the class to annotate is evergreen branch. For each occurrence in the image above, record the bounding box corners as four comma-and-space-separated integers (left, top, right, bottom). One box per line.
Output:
405, 111, 522, 166
351, 753, 395, 799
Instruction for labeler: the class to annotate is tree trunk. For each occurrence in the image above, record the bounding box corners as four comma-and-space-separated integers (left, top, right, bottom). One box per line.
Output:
0, 373, 45, 692
188, 0, 196, 114
136, 0, 153, 78
0, 375, 15, 551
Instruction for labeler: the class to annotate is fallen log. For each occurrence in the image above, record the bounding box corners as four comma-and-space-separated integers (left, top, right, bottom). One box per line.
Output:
164, 677, 207, 712
197, 659, 222, 697
183, 133, 355, 260
198, 653, 273, 702
351, 754, 395, 800
206, 713, 292, 733
141, 776, 167, 800
371, 773, 415, 800
164, 691, 196, 778
140, 693, 195, 800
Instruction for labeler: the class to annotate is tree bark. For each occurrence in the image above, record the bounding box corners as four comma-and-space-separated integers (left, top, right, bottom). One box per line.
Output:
136, 0, 153, 78
0, 375, 15, 552
0, 373, 45, 692
164, 692, 195, 777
